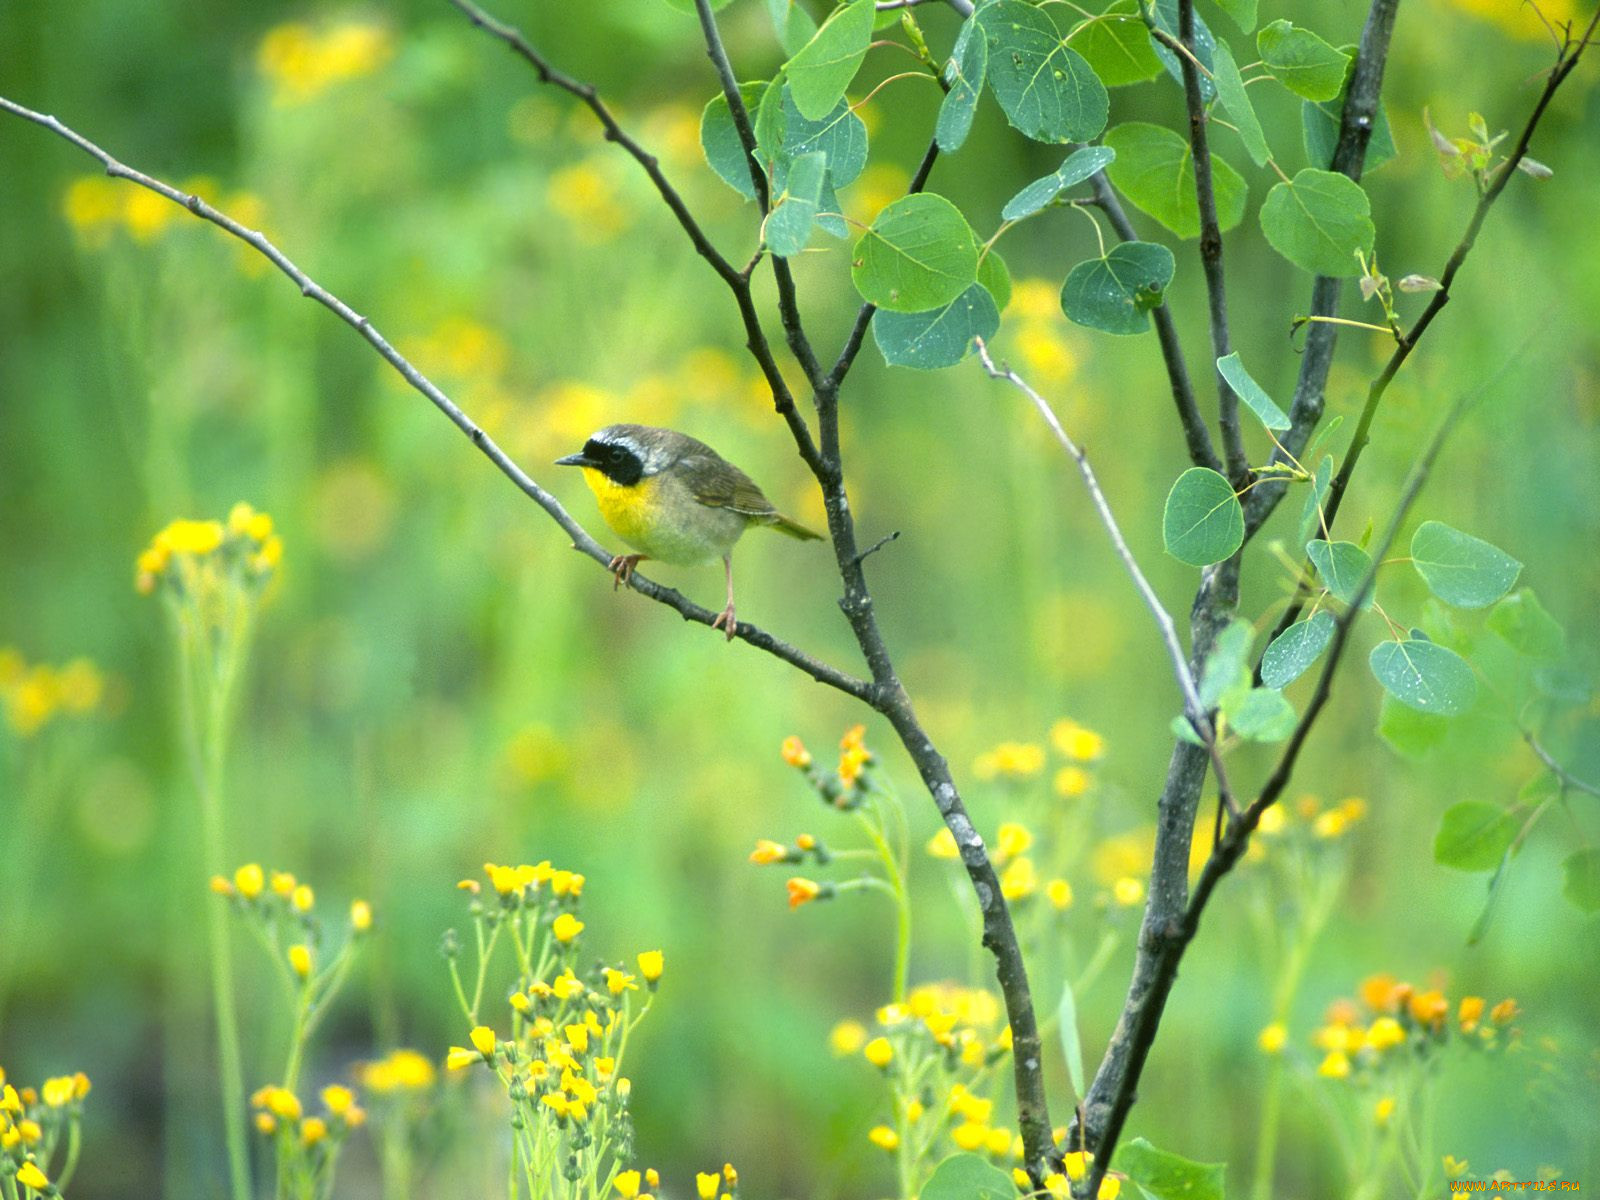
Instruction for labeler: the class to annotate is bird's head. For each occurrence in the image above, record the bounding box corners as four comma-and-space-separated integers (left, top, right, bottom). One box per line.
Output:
554, 425, 663, 486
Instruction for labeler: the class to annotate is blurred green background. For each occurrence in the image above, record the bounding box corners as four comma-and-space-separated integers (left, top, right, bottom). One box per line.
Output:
1, 0, 1597, 1195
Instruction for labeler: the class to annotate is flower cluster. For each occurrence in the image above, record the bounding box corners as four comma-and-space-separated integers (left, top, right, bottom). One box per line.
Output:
1, 1065, 90, 1196
780, 725, 876, 806
257, 21, 394, 106
442, 861, 668, 1199
972, 717, 1104, 799
1017, 1150, 1123, 1200
1304, 974, 1522, 1081
836, 984, 1020, 1182
212, 863, 373, 975
136, 502, 282, 598
249, 1082, 366, 1190
0, 649, 103, 738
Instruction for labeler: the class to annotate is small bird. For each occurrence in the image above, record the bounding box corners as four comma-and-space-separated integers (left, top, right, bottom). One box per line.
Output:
556, 424, 823, 639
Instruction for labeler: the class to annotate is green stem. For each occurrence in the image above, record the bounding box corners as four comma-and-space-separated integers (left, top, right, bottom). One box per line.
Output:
854, 803, 911, 1004
283, 979, 314, 1094
56, 1118, 84, 1192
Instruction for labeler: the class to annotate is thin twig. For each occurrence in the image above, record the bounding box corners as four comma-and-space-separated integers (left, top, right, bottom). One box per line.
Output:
852, 530, 902, 565
1084, 170, 1222, 473
974, 341, 1236, 817
448, 0, 829, 478
1523, 730, 1600, 799
0, 95, 874, 703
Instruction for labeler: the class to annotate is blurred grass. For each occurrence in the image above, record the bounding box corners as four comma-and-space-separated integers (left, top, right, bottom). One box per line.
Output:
1, 0, 1598, 1195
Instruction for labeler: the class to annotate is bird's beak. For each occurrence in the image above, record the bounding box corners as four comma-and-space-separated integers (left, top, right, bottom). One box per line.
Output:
555, 452, 595, 468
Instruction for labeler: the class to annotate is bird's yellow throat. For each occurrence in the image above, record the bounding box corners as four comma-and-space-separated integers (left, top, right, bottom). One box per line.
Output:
580, 466, 661, 548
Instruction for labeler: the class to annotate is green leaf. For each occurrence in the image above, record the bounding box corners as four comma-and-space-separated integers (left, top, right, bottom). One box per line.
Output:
816, 176, 847, 238
978, 249, 1012, 311
1114, 1137, 1226, 1200
1303, 59, 1396, 171
1060, 241, 1174, 335
1298, 453, 1332, 545
783, 0, 876, 120
1378, 694, 1450, 757
1199, 618, 1253, 709
1306, 539, 1372, 606
1257, 19, 1349, 101
1211, 39, 1269, 166
1073, 1, 1163, 86
1561, 849, 1600, 914
1488, 588, 1565, 661
921, 1154, 1015, 1200
1216, 352, 1289, 431
1104, 122, 1248, 238
1261, 611, 1336, 688
1259, 168, 1374, 277
1057, 980, 1086, 1100
977, 0, 1109, 144
1214, 0, 1259, 33
767, 90, 871, 189
1163, 467, 1244, 567
764, 151, 826, 257
766, 0, 818, 55
1226, 686, 1297, 742
700, 84, 770, 200
1149, 0, 1216, 102
872, 284, 1000, 370
1410, 520, 1522, 610
851, 193, 980, 312
1002, 145, 1116, 220
1369, 638, 1477, 716
937, 18, 988, 153
1433, 801, 1520, 872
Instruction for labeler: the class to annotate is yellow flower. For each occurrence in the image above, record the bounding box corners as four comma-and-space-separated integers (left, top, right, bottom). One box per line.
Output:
1062, 1150, 1094, 1182
722, 1164, 739, 1187
1317, 1051, 1351, 1079
927, 828, 959, 859
615, 1169, 643, 1198
1312, 810, 1349, 839
360, 1049, 435, 1092
1408, 989, 1448, 1028
235, 863, 266, 899
552, 913, 584, 943
486, 863, 521, 894
350, 899, 373, 933
1014, 322, 1078, 384
786, 877, 823, 909
637, 950, 664, 984
445, 1047, 479, 1071
781, 736, 812, 768
1000, 857, 1038, 901
1054, 766, 1091, 798
1046, 879, 1074, 910
1012, 279, 1059, 320
1258, 1023, 1287, 1054
1367, 1017, 1406, 1051
210, 876, 235, 896
974, 742, 1044, 780
749, 839, 790, 865
266, 1088, 302, 1120
996, 822, 1033, 859
271, 870, 298, 898
1099, 1179, 1122, 1200
1443, 1155, 1469, 1179
553, 970, 585, 1000
830, 1020, 868, 1056
985, 1125, 1013, 1156
291, 884, 315, 913
1257, 806, 1287, 835
603, 967, 638, 995
288, 944, 313, 979
470, 1026, 497, 1057
301, 1116, 328, 1146
164, 518, 226, 555
696, 1173, 721, 1200
565, 1024, 590, 1054
1051, 720, 1104, 762
17, 1120, 41, 1145
863, 1037, 893, 1068
320, 1085, 355, 1116
1374, 1096, 1396, 1125
16, 1162, 50, 1191
1112, 877, 1145, 907
948, 1084, 992, 1124
548, 161, 630, 240
868, 1124, 900, 1150
1489, 998, 1519, 1024
952, 1121, 988, 1151
1458, 995, 1484, 1031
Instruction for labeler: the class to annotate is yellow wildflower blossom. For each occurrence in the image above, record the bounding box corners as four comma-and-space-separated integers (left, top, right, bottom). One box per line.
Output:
551, 913, 584, 943
868, 1125, 900, 1150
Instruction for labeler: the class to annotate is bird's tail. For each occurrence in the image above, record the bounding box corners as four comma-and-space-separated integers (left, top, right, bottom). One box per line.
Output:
766, 512, 825, 541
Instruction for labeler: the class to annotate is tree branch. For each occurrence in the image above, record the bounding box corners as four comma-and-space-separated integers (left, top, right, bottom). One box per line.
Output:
1258, 3, 1598, 647
1084, 357, 1489, 1200
973, 340, 1237, 815
1085, 170, 1222, 473
1167, 0, 1246, 480
447, 0, 829, 479
0, 95, 875, 704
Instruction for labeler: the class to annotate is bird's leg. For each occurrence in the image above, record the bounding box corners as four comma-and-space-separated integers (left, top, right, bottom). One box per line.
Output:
710, 553, 737, 642
607, 554, 646, 590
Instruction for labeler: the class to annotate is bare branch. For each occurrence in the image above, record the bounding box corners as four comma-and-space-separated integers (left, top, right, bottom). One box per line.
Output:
1523, 730, 1600, 799
0, 95, 874, 704
1085, 170, 1222, 473
448, 0, 830, 479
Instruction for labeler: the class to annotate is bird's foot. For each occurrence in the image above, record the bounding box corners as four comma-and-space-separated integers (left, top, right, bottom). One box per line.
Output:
608, 554, 644, 590
711, 603, 738, 642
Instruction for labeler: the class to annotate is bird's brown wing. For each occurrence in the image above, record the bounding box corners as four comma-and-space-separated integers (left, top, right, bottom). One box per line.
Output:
677, 453, 779, 518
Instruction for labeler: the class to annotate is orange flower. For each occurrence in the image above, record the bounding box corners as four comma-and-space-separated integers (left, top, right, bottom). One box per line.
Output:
786, 877, 823, 909
1408, 989, 1448, 1028
749, 839, 790, 865
1359, 973, 1402, 1012
781, 736, 812, 768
